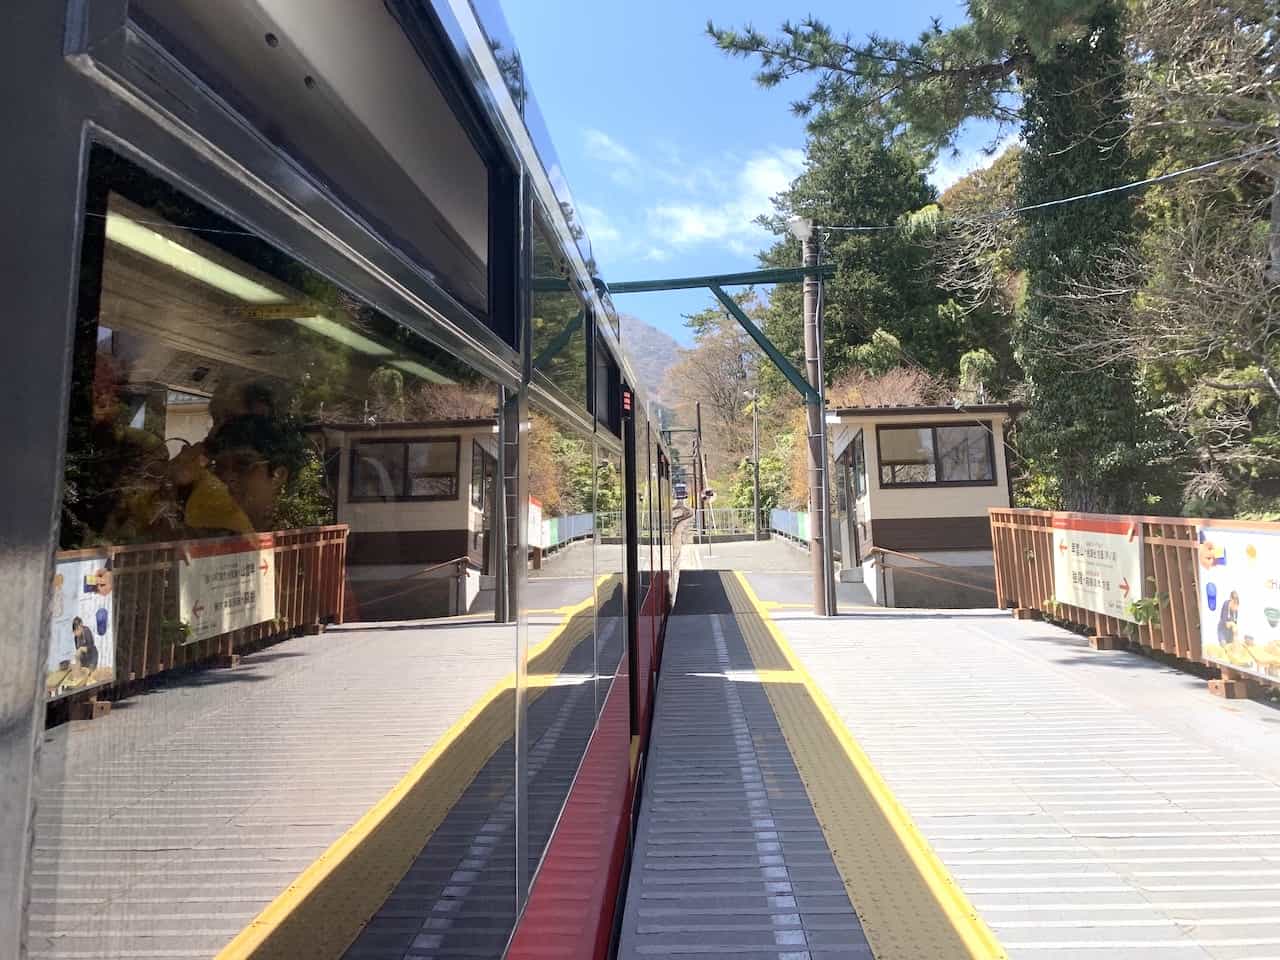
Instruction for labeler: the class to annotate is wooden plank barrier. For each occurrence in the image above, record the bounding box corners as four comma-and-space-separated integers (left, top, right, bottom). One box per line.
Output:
55, 525, 347, 710
990, 508, 1277, 697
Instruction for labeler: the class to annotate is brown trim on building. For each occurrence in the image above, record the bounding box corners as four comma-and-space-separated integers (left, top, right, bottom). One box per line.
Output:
312, 418, 498, 432
347, 529, 471, 565
833, 403, 1016, 418
868, 516, 993, 552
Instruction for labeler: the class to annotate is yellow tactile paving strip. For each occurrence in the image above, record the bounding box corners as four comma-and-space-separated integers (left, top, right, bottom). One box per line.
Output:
216, 594, 597, 960
725, 572, 1006, 960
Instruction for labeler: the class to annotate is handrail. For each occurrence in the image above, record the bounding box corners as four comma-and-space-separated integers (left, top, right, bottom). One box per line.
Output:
872, 545, 979, 570
869, 546, 996, 596
359, 555, 471, 608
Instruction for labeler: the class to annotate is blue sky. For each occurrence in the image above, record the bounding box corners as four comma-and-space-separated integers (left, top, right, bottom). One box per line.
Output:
503, 1, 1014, 346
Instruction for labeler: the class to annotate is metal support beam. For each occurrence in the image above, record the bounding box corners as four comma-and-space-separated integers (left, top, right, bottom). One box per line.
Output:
531, 309, 583, 372
604, 264, 835, 408
708, 285, 819, 405
607, 264, 835, 294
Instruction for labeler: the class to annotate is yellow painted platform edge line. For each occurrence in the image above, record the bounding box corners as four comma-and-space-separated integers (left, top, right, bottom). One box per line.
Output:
215, 592, 596, 960
733, 572, 1007, 960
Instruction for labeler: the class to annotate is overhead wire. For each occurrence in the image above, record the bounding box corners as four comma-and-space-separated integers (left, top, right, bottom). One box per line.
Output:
814, 142, 1276, 234
800, 141, 1278, 470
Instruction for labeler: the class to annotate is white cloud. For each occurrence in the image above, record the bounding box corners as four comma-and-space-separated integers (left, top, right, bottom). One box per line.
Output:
583, 128, 638, 168
645, 146, 804, 249
574, 130, 806, 269
929, 132, 1021, 192
578, 202, 620, 247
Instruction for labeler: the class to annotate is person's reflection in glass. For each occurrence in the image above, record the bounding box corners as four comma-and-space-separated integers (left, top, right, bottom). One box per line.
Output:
202, 414, 306, 533
167, 379, 305, 536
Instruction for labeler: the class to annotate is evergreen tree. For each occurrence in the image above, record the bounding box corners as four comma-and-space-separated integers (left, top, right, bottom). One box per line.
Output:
1012, 4, 1159, 512
713, 0, 1169, 511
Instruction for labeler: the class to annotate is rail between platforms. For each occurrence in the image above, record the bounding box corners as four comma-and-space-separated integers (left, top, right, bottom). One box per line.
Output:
621, 569, 1004, 959
725, 572, 1004, 960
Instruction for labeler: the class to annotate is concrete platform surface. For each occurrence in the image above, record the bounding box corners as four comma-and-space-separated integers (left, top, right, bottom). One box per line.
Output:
770, 606, 1280, 960
30, 611, 548, 960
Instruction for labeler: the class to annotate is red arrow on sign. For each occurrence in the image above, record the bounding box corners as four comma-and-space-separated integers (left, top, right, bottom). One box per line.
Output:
1058, 540, 1068, 553
192, 602, 205, 617
1119, 578, 1131, 598
260, 560, 269, 574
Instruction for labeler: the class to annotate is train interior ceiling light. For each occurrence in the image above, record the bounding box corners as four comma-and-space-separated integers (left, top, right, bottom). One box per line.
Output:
106, 201, 457, 381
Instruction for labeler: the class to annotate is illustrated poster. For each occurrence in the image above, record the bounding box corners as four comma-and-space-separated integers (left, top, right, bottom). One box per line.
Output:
1197, 526, 1280, 683
47, 554, 115, 700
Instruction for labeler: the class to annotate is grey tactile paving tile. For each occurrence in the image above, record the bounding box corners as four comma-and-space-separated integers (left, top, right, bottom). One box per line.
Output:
618, 589, 871, 960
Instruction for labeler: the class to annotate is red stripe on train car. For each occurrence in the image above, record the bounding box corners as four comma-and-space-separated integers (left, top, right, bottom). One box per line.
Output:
507, 667, 633, 960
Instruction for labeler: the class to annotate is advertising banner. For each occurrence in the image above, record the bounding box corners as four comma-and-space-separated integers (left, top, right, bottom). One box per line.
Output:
179, 534, 276, 644
1052, 516, 1143, 621
47, 553, 115, 700
1197, 525, 1280, 683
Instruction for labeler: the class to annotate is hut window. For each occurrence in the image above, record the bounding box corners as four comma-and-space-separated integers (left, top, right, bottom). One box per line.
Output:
351, 437, 459, 501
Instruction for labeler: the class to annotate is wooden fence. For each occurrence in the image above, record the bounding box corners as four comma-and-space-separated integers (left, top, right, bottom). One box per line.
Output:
989, 508, 1280, 695
63, 524, 347, 697
990, 509, 1200, 658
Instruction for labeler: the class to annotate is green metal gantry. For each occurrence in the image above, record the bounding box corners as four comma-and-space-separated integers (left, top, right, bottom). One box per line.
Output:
606, 265, 835, 405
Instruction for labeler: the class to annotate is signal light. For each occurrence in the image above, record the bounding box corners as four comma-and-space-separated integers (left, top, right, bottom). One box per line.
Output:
622, 389, 632, 414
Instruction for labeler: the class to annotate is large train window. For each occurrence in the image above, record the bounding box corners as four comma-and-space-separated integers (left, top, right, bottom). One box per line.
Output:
41, 143, 519, 957
526, 408, 599, 878
531, 213, 589, 409
129, 0, 515, 338
596, 448, 626, 715
593, 337, 622, 436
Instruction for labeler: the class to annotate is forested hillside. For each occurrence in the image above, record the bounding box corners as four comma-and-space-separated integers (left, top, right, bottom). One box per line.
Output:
672, 0, 1279, 520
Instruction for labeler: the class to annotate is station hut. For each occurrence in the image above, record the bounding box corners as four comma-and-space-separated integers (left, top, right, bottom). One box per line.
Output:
828, 404, 1015, 608
317, 418, 499, 620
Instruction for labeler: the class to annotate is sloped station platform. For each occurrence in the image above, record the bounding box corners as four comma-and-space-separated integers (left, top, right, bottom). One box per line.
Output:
617, 571, 995, 959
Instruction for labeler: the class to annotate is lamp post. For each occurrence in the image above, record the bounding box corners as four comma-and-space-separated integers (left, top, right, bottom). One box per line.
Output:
744, 389, 760, 541
787, 216, 836, 617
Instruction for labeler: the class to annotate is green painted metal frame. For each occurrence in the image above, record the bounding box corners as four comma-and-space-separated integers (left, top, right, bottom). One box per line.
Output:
531, 309, 584, 372
610, 265, 830, 405
532, 264, 833, 404
607, 265, 834, 293
707, 284, 818, 404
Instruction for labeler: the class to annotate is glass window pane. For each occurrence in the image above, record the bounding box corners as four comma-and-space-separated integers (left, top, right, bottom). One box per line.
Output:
853, 433, 866, 497
530, 214, 588, 407
883, 462, 937, 484
352, 442, 405, 499
471, 440, 485, 508
596, 449, 625, 711
937, 425, 994, 482
878, 427, 934, 465
131, 0, 493, 317
44, 144, 516, 958
407, 438, 458, 498
525, 409, 597, 883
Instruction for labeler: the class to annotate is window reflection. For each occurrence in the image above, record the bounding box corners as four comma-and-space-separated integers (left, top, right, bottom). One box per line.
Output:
39, 145, 516, 959
525, 409, 598, 879
530, 214, 587, 407
596, 449, 626, 713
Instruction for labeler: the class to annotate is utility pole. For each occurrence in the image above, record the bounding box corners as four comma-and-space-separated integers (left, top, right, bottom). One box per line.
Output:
694, 401, 703, 543
746, 391, 761, 541
793, 218, 835, 616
